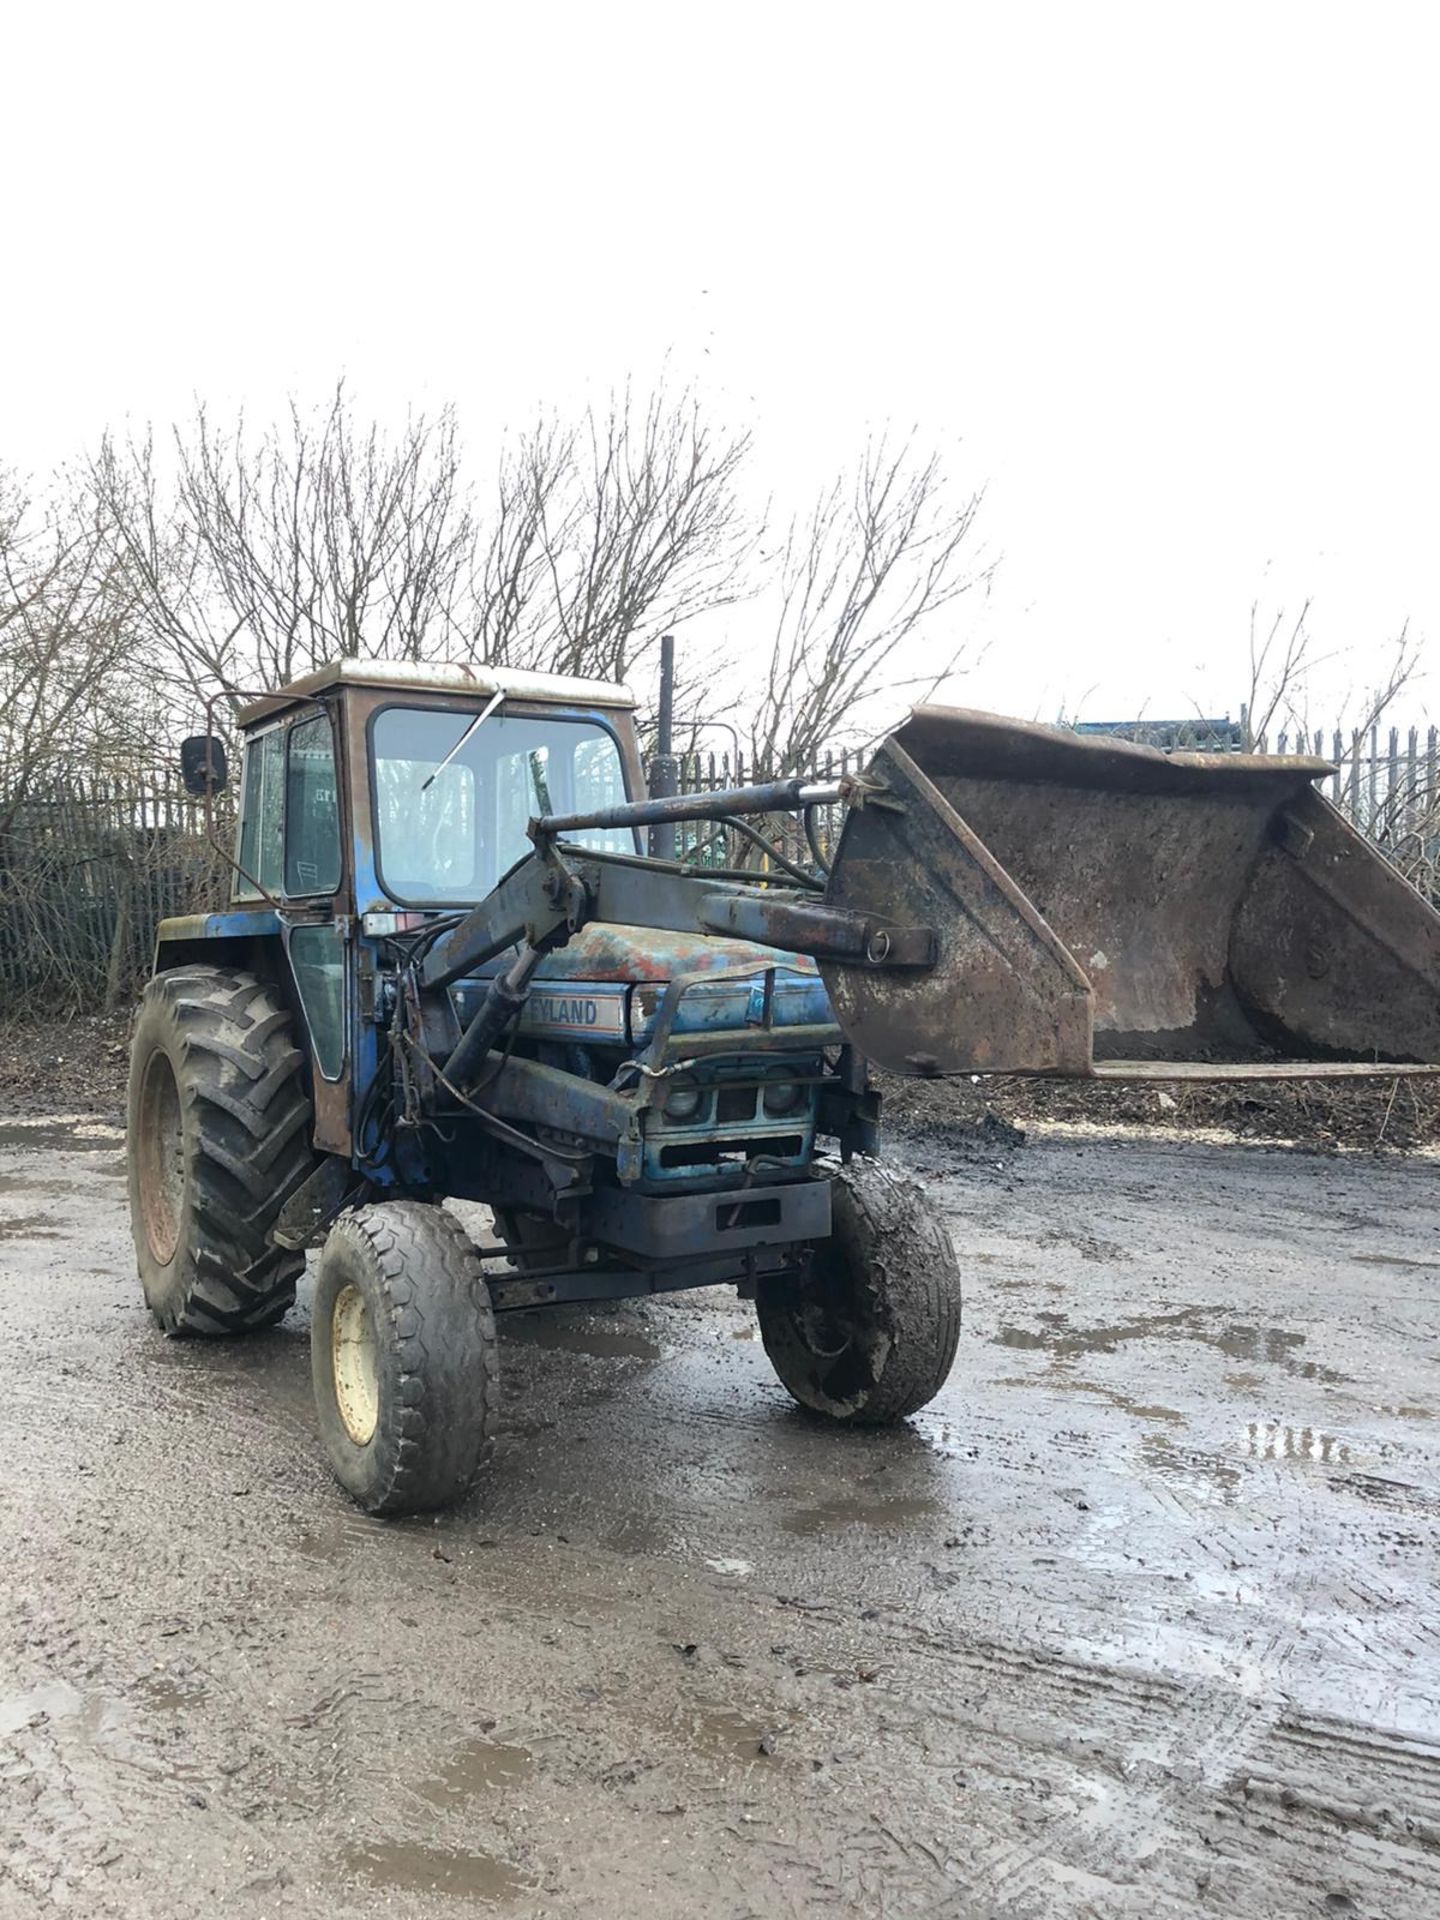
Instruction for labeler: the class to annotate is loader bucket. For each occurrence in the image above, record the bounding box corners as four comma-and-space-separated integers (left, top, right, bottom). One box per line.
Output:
820, 706, 1440, 1081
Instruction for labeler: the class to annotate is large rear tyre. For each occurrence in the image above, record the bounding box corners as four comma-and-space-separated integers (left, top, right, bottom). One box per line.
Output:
127, 966, 315, 1335
757, 1159, 961, 1425
311, 1202, 500, 1516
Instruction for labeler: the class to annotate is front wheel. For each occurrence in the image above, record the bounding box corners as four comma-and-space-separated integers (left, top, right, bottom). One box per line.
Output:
757, 1159, 961, 1424
311, 1202, 499, 1515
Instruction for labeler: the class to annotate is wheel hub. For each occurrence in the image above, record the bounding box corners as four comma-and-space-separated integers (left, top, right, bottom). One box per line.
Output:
331, 1284, 380, 1445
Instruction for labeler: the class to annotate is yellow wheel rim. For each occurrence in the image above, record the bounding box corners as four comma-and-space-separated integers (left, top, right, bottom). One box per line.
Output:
332, 1284, 380, 1446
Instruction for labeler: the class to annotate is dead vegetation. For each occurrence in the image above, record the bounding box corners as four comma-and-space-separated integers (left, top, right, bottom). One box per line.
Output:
0, 1012, 130, 1116
882, 1071, 1440, 1153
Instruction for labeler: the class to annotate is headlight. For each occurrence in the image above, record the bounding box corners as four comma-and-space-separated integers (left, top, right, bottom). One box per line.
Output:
664, 1075, 705, 1122
762, 1075, 804, 1116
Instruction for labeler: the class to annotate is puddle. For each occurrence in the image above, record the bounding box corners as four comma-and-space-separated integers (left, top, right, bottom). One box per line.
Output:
1036, 1225, 1129, 1263
601, 1513, 666, 1556
1183, 1563, 1271, 1609
0, 1678, 197, 1778
502, 1315, 661, 1361
0, 1118, 125, 1154
998, 1374, 1184, 1425
690, 1706, 776, 1765
0, 1173, 68, 1199
346, 1840, 532, 1902
1215, 1325, 1346, 1384
994, 1309, 1349, 1384
1147, 1422, 1359, 1477
0, 1679, 98, 1738
1245, 1421, 1352, 1464
0, 1212, 64, 1241
419, 1736, 534, 1803
1141, 1433, 1243, 1493
781, 1495, 940, 1536
288, 1513, 391, 1563
133, 1671, 207, 1711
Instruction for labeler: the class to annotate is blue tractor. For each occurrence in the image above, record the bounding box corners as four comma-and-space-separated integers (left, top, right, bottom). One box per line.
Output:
128, 660, 1440, 1512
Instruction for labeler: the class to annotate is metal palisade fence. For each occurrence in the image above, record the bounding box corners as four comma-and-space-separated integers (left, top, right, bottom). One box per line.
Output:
1264, 723, 1440, 895
0, 772, 231, 1011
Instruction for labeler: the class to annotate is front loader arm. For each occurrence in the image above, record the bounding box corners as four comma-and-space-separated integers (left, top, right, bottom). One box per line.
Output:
419, 790, 936, 1093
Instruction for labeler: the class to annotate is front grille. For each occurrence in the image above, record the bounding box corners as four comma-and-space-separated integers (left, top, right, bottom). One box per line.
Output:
640, 1054, 822, 1186
716, 1084, 758, 1123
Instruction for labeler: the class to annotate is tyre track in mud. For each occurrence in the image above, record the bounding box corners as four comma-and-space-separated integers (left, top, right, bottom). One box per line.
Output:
921, 1451, 1440, 1916
894, 1139, 1440, 1914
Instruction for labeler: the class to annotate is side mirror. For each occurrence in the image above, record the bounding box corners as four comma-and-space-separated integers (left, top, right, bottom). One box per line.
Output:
180, 735, 229, 797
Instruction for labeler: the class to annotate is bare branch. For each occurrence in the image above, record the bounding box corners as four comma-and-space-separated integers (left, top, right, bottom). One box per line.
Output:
746, 433, 988, 770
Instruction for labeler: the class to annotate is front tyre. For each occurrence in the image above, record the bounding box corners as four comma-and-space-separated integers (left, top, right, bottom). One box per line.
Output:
311, 1203, 499, 1516
757, 1159, 962, 1425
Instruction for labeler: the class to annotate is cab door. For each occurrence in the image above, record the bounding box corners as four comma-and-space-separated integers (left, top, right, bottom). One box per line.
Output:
235, 710, 351, 1148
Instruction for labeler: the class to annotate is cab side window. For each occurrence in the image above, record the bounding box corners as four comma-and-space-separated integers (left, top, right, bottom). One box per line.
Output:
285, 715, 342, 897
235, 729, 284, 898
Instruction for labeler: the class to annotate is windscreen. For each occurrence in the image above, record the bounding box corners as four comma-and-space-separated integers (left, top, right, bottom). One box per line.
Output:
372, 705, 634, 904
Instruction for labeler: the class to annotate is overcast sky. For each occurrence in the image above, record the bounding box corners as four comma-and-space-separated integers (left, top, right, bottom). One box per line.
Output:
3, 1, 1436, 730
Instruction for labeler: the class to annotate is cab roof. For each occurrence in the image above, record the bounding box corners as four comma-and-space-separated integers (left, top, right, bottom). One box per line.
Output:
235, 657, 637, 726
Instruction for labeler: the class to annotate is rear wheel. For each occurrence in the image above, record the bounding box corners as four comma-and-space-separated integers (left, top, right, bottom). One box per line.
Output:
127, 966, 315, 1334
757, 1158, 962, 1424
311, 1202, 499, 1515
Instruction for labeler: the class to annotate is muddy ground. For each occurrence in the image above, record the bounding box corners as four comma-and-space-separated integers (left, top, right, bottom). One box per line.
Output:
0, 1110, 1438, 1919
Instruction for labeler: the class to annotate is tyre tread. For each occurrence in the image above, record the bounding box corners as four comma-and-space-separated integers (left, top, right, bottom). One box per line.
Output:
315, 1202, 499, 1515
757, 1156, 962, 1425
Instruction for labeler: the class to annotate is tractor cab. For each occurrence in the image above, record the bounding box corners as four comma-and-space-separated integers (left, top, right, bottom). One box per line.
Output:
226, 658, 645, 917
163, 663, 654, 1145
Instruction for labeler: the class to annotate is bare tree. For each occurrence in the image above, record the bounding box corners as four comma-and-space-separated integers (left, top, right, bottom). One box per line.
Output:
0, 468, 148, 833
746, 434, 987, 771
1241, 600, 1325, 747
90, 379, 753, 721
91, 385, 476, 702
469, 416, 577, 671
87, 430, 247, 711
1239, 596, 1422, 752
472, 381, 757, 689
